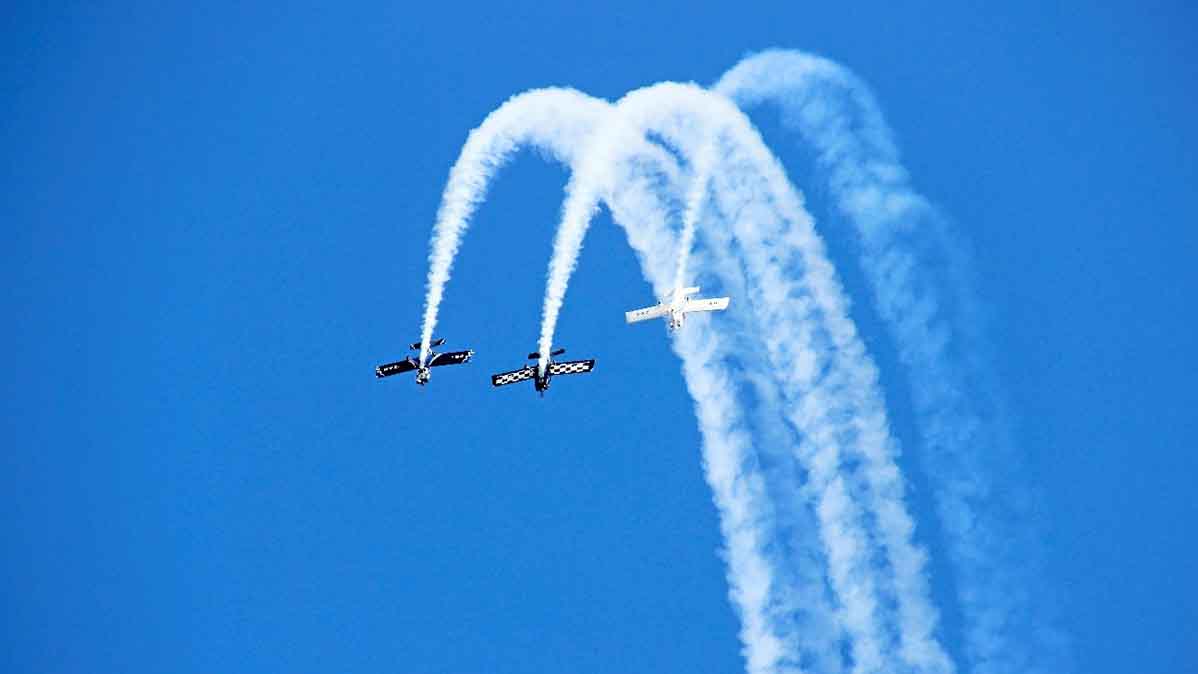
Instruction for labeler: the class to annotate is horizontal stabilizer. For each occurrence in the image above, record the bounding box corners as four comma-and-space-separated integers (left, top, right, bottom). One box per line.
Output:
492, 367, 535, 387
683, 297, 730, 313
376, 359, 417, 378
625, 304, 669, 323
409, 337, 445, 351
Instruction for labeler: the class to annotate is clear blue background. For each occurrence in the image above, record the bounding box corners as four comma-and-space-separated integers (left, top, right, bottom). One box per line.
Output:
3, 2, 1195, 672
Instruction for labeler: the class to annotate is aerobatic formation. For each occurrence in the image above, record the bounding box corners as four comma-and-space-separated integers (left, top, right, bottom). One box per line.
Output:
377, 50, 1069, 674
375, 286, 729, 393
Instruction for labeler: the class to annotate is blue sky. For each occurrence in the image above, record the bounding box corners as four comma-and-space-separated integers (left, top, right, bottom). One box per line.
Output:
3, 2, 1196, 672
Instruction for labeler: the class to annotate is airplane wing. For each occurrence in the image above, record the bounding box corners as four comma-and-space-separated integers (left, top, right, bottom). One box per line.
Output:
682, 297, 730, 313
376, 359, 416, 378
491, 366, 535, 387
547, 359, 596, 376
428, 350, 473, 367
625, 304, 669, 324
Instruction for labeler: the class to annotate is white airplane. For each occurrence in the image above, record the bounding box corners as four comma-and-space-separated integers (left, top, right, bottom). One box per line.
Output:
625, 286, 730, 330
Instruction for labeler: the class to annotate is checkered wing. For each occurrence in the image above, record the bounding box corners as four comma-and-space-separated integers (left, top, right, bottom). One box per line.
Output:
491, 366, 535, 387
547, 359, 596, 377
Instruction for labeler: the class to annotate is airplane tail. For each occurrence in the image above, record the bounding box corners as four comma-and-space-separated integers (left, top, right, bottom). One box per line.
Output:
660, 286, 701, 302
410, 337, 445, 351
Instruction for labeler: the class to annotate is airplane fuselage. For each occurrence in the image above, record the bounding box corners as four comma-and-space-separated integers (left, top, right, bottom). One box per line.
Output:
668, 305, 686, 330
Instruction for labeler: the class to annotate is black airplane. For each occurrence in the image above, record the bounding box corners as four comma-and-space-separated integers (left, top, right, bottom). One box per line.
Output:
375, 338, 473, 385
491, 348, 596, 396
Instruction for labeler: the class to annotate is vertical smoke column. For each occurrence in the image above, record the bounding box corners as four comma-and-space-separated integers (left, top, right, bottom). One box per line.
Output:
717, 49, 1071, 674
604, 128, 844, 674
671, 138, 717, 293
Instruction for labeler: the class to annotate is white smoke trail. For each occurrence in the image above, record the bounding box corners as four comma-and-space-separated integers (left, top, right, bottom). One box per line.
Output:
672, 217, 847, 674
699, 130, 953, 674
716, 49, 1070, 674
412, 87, 809, 672
417, 88, 608, 364
414, 88, 695, 365
671, 138, 717, 293
413, 68, 988, 674
536, 81, 953, 673
599, 134, 856, 674
533, 100, 717, 373
606, 171, 810, 673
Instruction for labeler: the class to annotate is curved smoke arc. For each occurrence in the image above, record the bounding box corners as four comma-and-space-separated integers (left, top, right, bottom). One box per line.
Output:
408, 54, 1048, 673
536, 82, 951, 674
412, 87, 808, 672
417, 89, 683, 366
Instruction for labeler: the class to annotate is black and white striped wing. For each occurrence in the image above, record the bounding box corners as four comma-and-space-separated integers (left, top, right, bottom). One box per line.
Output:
429, 350, 473, 368
491, 366, 535, 387
376, 359, 417, 379
547, 359, 596, 377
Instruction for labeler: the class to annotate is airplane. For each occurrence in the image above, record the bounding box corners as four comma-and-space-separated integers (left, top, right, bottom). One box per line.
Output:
491, 348, 596, 396
625, 286, 730, 330
375, 338, 473, 385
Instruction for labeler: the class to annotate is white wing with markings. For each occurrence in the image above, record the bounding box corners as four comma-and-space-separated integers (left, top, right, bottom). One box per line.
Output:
682, 297, 730, 314
625, 304, 669, 324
